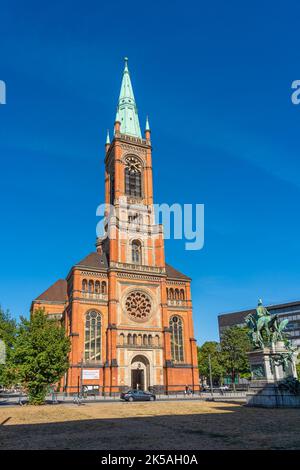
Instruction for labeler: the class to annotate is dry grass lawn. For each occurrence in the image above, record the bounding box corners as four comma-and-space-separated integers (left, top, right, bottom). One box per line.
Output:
0, 400, 299, 450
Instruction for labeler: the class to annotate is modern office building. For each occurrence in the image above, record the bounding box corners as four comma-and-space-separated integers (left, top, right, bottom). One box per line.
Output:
218, 300, 300, 349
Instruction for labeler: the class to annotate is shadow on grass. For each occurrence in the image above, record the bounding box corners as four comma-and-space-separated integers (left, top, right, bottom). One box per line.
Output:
0, 405, 299, 450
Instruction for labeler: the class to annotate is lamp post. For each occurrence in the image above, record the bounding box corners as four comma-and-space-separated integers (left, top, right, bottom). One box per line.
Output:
208, 354, 214, 399
80, 356, 83, 398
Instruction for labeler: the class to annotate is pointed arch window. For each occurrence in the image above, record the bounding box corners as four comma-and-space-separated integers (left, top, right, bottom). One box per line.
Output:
84, 310, 102, 362
169, 315, 184, 362
132, 239, 142, 264
125, 156, 142, 197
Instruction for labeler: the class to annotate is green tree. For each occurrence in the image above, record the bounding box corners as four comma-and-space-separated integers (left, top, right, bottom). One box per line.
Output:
12, 308, 71, 404
198, 341, 225, 386
0, 306, 17, 387
0, 306, 17, 347
220, 326, 251, 389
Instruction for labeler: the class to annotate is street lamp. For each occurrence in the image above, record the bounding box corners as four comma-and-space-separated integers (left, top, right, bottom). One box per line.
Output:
208, 354, 214, 399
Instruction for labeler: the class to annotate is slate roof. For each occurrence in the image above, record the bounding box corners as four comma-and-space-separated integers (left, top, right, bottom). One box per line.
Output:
35, 255, 189, 303
165, 263, 190, 281
75, 252, 109, 270
35, 279, 67, 302
75, 253, 189, 280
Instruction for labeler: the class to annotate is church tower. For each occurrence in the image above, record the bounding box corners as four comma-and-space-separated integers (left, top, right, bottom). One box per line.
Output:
31, 58, 199, 395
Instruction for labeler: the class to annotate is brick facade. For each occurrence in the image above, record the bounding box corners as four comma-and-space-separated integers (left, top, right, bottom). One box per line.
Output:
31, 61, 199, 395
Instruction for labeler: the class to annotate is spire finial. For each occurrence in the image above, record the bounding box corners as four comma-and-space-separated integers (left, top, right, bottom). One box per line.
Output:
124, 56, 129, 72
106, 129, 110, 145
115, 107, 121, 124
145, 115, 150, 132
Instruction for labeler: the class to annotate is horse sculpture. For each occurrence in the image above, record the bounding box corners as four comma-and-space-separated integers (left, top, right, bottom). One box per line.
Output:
246, 299, 295, 372
245, 299, 289, 349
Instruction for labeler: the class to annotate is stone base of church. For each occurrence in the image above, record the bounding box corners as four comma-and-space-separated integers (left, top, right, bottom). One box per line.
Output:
61, 363, 200, 396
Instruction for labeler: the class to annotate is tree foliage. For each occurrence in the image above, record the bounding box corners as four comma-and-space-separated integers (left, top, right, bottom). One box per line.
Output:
0, 306, 17, 347
220, 326, 251, 386
11, 308, 71, 404
198, 341, 225, 385
0, 306, 17, 386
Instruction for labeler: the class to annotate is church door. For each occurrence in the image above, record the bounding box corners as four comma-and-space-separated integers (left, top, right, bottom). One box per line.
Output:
131, 369, 145, 390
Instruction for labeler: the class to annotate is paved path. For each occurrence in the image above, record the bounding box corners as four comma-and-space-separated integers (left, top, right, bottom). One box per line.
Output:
0, 391, 247, 406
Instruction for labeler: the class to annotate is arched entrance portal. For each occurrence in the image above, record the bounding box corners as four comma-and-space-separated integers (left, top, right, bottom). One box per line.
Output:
131, 355, 150, 391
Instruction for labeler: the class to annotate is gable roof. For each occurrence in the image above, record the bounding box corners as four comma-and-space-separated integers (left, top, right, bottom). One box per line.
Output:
35, 279, 67, 302
166, 263, 190, 281
75, 251, 108, 270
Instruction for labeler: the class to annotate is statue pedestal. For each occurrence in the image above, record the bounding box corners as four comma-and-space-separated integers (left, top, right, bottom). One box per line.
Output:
246, 343, 299, 408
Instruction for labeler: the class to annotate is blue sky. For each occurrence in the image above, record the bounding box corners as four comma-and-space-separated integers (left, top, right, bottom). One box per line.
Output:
0, 1, 300, 345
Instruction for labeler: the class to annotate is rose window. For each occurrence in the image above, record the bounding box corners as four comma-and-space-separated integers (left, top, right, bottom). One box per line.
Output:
125, 291, 152, 322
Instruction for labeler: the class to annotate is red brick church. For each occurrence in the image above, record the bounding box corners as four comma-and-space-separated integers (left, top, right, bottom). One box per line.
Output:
31, 59, 199, 395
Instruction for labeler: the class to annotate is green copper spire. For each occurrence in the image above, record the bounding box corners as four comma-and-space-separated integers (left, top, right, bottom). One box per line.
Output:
106, 129, 110, 144
115, 57, 141, 138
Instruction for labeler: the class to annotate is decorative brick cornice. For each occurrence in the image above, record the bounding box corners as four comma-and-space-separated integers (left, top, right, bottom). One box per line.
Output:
167, 305, 192, 311
79, 270, 108, 277
115, 272, 163, 282
71, 296, 108, 306
33, 299, 67, 306
118, 135, 149, 149
117, 344, 163, 350
66, 266, 107, 281
167, 280, 188, 286
110, 261, 165, 275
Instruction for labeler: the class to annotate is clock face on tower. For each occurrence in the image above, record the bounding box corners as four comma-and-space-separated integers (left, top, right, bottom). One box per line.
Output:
125, 155, 142, 198
125, 290, 152, 322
